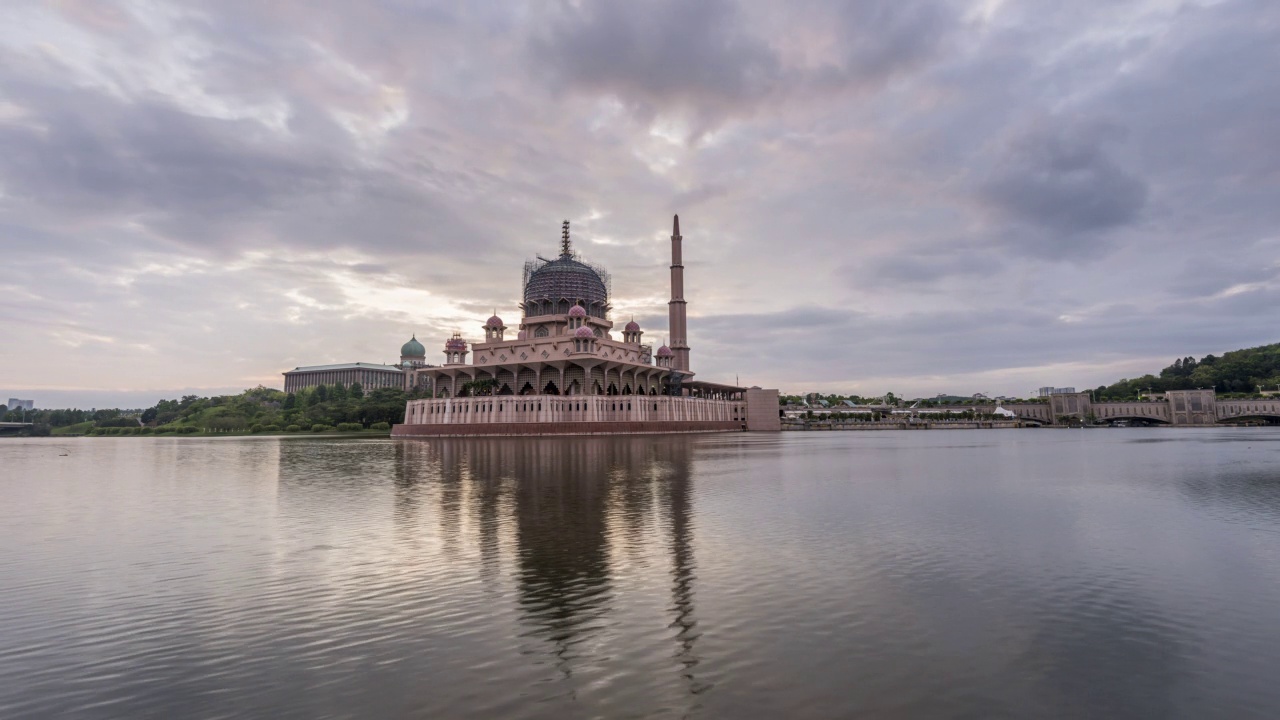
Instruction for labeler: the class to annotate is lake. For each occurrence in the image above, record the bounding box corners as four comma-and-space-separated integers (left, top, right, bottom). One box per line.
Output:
2, 429, 1279, 718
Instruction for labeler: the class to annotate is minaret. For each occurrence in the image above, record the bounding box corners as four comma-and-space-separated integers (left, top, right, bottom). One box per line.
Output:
668, 214, 691, 373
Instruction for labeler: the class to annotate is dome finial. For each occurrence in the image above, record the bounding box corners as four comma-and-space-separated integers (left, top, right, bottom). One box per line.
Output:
561, 220, 572, 257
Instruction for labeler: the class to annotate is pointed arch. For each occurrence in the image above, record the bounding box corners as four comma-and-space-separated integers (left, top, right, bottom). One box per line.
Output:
497, 383, 513, 396
542, 380, 560, 396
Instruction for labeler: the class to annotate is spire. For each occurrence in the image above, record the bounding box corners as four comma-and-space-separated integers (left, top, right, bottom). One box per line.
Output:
561, 220, 572, 256
673, 214, 680, 237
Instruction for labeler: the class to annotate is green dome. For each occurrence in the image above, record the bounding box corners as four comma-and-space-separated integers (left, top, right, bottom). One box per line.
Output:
401, 335, 426, 357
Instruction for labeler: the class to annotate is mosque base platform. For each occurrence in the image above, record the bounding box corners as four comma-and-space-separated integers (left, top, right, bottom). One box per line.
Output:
391, 421, 743, 438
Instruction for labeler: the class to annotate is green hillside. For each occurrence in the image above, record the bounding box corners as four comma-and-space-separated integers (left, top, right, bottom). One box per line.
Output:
1096, 342, 1280, 400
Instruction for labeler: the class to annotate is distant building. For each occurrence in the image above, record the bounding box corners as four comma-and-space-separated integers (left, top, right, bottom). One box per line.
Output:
6, 398, 34, 411
283, 363, 404, 394
1037, 386, 1077, 398
281, 335, 437, 394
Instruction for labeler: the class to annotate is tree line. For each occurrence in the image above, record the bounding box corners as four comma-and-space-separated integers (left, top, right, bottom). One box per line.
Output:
3, 383, 429, 436
1093, 342, 1280, 400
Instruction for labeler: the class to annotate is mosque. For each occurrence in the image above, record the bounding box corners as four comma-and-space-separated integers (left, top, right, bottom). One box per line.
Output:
392, 216, 780, 436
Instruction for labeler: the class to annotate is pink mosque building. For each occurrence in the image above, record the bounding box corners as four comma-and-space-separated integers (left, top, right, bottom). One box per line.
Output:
393, 216, 780, 437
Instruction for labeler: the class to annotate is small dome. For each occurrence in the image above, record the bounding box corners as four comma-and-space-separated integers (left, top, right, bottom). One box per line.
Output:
574, 325, 595, 338
401, 335, 426, 357
486, 315, 504, 328
624, 320, 640, 332
445, 336, 468, 351
568, 305, 587, 318
656, 345, 673, 357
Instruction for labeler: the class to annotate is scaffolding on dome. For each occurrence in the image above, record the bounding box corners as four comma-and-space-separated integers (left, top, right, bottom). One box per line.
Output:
521, 255, 612, 304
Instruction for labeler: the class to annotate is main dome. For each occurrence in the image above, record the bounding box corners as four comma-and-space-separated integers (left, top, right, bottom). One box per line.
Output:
522, 255, 608, 312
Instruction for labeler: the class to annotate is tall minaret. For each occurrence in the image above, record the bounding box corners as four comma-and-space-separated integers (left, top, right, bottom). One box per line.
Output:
668, 214, 691, 373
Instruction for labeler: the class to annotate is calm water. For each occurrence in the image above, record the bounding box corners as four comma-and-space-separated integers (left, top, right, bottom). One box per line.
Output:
3, 430, 1280, 718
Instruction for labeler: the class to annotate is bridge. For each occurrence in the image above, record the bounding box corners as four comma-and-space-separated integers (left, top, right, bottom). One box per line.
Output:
0, 422, 34, 436
1003, 390, 1280, 426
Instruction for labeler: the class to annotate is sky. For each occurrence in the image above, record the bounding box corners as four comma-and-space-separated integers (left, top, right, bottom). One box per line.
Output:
2, 0, 1279, 409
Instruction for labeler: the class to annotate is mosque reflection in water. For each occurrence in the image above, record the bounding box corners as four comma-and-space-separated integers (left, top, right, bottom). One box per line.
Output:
389, 436, 703, 693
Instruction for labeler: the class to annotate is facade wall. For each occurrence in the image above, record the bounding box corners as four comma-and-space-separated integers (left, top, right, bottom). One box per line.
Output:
1048, 392, 1093, 420
744, 388, 781, 431
1166, 389, 1216, 425
470, 335, 646, 366
1038, 390, 1280, 425
402, 395, 744, 427
283, 367, 403, 393
999, 403, 1053, 422
416, 361, 669, 399
1093, 401, 1169, 421
1217, 399, 1280, 419
392, 420, 740, 437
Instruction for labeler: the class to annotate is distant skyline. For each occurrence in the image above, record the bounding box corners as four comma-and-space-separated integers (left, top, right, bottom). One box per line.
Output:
4, 1, 1279, 409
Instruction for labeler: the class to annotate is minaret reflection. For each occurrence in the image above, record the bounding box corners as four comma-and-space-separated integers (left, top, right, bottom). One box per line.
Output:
655, 438, 705, 696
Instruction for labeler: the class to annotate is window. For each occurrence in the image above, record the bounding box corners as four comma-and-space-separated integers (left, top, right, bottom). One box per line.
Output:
535, 326, 549, 338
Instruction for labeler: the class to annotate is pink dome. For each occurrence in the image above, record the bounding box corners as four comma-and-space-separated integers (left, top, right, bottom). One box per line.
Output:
445, 337, 468, 351
624, 320, 640, 332
574, 326, 595, 338
567, 305, 587, 318
655, 345, 673, 357
486, 315, 504, 328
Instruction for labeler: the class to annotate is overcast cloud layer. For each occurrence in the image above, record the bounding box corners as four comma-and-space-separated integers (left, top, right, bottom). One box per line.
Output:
2, 0, 1279, 408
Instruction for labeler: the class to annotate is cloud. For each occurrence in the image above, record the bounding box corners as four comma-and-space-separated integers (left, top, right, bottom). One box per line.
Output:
531, 0, 782, 129
529, 0, 962, 135
2, 0, 1279, 405
977, 117, 1148, 258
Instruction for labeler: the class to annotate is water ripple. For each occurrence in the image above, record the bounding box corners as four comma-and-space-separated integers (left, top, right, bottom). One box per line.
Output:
1, 431, 1279, 718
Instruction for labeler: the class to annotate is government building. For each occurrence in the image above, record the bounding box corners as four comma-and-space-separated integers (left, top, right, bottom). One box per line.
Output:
281, 337, 434, 394
282, 362, 407, 393
393, 216, 780, 436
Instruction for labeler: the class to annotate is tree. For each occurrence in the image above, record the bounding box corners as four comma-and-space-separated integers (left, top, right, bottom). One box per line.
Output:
330, 383, 348, 401
349, 383, 364, 399
313, 385, 328, 403
283, 393, 296, 410
140, 408, 158, 425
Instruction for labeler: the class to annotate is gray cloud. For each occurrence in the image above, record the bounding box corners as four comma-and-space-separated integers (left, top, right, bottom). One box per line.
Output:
829, 0, 959, 84
532, 0, 783, 128
978, 117, 1148, 258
